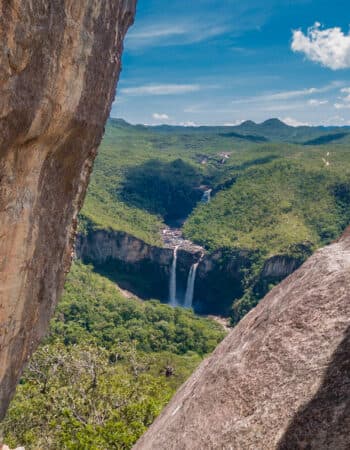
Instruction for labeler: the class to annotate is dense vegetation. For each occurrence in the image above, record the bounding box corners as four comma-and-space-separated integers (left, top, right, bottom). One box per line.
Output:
78, 119, 350, 323
121, 158, 203, 222
2, 263, 225, 449
82, 119, 350, 249
3, 119, 350, 447
184, 159, 350, 254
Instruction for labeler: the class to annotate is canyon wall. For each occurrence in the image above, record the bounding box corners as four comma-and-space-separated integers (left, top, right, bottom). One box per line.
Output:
76, 228, 302, 314
76, 229, 202, 302
0, 0, 136, 419
134, 228, 350, 449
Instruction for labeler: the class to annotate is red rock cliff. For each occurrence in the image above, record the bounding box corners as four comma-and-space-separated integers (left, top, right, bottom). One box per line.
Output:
134, 228, 350, 449
0, 0, 136, 419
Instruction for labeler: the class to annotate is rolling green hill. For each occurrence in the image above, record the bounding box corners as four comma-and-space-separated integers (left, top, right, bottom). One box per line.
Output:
78, 118, 350, 323
82, 118, 350, 250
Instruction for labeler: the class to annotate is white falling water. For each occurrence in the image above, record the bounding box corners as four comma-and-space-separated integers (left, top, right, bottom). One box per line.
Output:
184, 263, 199, 308
169, 246, 179, 306
202, 189, 212, 204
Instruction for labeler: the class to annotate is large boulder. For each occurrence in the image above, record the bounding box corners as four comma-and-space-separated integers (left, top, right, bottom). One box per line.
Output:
135, 228, 350, 449
0, 0, 136, 419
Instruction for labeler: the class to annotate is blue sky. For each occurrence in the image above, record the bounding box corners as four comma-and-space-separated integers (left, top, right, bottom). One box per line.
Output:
111, 0, 350, 126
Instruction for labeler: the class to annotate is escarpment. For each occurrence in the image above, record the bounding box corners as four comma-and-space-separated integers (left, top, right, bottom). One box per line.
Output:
76, 227, 304, 314
134, 227, 350, 449
76, 228, 251, 312
0, 0, 136, 419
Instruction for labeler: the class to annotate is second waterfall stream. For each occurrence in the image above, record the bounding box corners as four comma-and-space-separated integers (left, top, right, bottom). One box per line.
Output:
184, 263, 199, 308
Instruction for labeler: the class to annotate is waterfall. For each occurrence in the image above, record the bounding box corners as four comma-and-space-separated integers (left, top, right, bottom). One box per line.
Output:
169, 246, 179, 306
184, 263, 199, 308
202, 189, 212, 204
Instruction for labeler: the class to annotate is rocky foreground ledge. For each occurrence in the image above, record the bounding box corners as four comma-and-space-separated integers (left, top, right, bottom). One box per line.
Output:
134, 227, 350, 449
0, 0, 136, 420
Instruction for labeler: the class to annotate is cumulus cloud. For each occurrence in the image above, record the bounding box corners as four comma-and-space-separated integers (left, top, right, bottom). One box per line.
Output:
291, 23, 350, 70
121, 84, 200, 96
152, 113, 169, 120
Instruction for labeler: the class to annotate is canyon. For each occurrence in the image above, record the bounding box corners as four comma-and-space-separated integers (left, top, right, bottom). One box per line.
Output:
76, 227, 303, 315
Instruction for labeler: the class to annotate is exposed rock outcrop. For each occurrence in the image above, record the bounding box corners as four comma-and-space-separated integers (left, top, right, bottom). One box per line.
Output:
261, 254, 301, 278
0, 0, 136, 420
134, 227, 350, 449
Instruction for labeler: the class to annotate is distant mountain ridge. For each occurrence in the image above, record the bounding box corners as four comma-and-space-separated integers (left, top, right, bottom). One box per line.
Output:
110, 118, 350, 145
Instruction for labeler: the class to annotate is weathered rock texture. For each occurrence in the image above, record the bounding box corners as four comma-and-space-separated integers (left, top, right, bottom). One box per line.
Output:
134, 227, 350, 449
0, 0, 136, 419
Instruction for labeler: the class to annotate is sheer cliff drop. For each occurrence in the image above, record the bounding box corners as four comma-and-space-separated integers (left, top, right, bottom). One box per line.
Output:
0, 0, 136, 419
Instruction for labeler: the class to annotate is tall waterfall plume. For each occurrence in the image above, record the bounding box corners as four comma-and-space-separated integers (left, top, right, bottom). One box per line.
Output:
184, 263, 199, 308
169, 246, 179, 306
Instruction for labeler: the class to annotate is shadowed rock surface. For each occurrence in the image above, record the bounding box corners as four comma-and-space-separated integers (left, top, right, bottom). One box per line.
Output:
134, 227, 350, 449
0, 0, 136, 420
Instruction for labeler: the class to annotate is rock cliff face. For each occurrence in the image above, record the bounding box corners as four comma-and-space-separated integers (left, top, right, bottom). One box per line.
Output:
77, 228, 303, 314
0, 0, 136, 420
261, 254, 301, 278
76, 229, 252, 311
134, 227, 350, 449
76, 229, 202, 302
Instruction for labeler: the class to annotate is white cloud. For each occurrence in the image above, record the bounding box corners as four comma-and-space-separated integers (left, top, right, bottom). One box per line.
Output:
291, 23, 350, 70
121, 84, 200, 96
334, 103, 350, 109
323, 115, 350, 126
129, 25, 188, 41
223, 120, 246, 126
308, 99, 329, 106
282, 117, 310, 127
334, 86, 350, 108
152, 113, 169, 120
231, 83, 338, 105
126, 22, 227, 49
267, 87, 318, 101
178, 121, 198, 127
